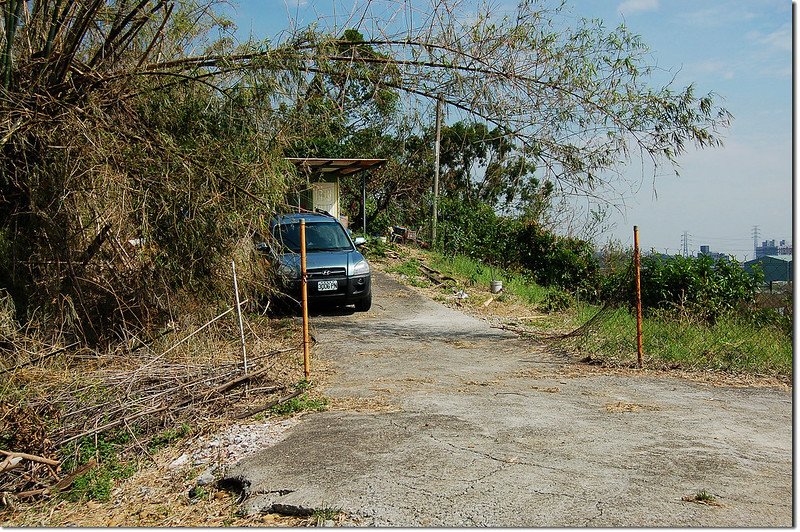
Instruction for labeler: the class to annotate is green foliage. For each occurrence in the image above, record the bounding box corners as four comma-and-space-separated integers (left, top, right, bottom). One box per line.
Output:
387, 258, 426, 286
148, 423, 192, 453
359, 237, 389, 259
514, 221, 600, 297
313, 506, 344, 525
65, 461, 138, 503
694, 490, 715, 502
60, 431, 138, 502
434, 198, 600, 296
538, 290, 575, 313
269, 394, 329, 416
639, 254, 760, 321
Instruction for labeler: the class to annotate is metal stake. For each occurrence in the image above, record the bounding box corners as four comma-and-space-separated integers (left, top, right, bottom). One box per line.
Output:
634, 226, 644, 368
300, 219, 311, 380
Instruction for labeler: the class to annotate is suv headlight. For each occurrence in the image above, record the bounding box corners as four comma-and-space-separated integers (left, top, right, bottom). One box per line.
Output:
353, 259, 370, 275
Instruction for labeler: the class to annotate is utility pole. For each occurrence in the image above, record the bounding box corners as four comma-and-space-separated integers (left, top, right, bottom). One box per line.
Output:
432, 95, 442, 246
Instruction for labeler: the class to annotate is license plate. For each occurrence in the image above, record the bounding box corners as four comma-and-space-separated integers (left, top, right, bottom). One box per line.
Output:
317, 280, 338, 292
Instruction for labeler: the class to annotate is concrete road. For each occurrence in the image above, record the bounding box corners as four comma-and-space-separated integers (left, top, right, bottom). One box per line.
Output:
224, 272, 793, 526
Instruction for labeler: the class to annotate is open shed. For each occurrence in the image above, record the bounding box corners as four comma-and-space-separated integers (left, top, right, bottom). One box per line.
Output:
286, 158, 387, 232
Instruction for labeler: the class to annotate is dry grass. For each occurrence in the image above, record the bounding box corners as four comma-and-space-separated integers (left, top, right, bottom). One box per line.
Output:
0, 310, 309, 512
1, 450, 314, 527
603, 401, 660, 413
328, 396, 400, 413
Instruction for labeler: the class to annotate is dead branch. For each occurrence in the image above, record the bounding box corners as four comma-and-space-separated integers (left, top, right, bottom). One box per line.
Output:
11, 459, 97, 500
234, 389, 302, 420
0, 342, 79, 375
60, 363, 276, 446
0, 450, 60, 467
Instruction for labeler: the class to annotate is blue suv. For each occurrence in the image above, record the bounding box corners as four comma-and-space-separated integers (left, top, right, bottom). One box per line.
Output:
261, 212, 372, 311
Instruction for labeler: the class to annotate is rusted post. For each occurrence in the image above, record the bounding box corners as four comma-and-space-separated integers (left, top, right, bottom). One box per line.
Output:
432, 95, 442, 245
633, 226, 644, 368
300, 219, 311, 380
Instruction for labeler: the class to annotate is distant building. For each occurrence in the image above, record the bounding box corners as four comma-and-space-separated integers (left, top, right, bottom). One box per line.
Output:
755, 239, 792, 259
698, 245, 730, 261
743, 255, 793, 284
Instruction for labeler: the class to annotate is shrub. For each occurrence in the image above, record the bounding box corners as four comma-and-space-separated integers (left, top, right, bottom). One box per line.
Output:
434, 198, 600, 296
639, 254, 761, 322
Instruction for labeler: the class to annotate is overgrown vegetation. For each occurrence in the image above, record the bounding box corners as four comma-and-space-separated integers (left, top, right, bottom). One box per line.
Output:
381, 242, 791, 380
435, 198, 599, 295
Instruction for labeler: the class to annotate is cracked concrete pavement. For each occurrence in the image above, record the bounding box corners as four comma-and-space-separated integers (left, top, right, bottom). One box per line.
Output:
223, 271, 793, 526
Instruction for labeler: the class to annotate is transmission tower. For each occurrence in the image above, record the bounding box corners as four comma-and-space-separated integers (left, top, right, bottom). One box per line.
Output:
681, 231, 690, 257
752, 225, 760, 256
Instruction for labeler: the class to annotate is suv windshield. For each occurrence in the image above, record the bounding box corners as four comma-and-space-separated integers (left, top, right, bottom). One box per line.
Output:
273, 221, 353, 253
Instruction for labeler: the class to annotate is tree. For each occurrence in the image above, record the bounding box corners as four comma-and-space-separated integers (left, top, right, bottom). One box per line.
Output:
0, 0, 732, 343
135, 0, 730, 194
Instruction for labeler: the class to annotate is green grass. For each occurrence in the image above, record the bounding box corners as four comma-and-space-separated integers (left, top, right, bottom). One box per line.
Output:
148, 423, 192, 453
572, 306, 792, 377
426, 252, 552, 305
694, 490, 715, 502
60, 431, 139, 502
269, 394, 329, 416
312, 505, 343, 525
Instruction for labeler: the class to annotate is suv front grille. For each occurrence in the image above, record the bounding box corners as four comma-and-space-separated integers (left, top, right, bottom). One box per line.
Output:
307, 267, 346, 279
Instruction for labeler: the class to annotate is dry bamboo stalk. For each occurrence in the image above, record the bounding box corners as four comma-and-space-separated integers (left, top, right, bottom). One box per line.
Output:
134, 298, 249, 372
61, 365, 273, 445
0, 449, 59, 467
234, 389, 302, 420
0, 455, 24, 473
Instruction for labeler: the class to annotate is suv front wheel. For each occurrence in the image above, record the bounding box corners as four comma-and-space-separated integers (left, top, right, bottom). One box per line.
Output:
354, 292, 372, 312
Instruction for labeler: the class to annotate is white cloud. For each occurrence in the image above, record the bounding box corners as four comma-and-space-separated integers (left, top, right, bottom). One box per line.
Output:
617, 0, 659, 15
690, 59, 735, 80
750, 24, 792, 52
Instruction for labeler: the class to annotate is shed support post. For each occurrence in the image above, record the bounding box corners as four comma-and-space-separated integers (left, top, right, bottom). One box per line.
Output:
362, 172, 367, 236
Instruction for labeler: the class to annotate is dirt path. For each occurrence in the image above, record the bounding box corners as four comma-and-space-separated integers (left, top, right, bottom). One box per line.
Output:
223, 271, 792, 527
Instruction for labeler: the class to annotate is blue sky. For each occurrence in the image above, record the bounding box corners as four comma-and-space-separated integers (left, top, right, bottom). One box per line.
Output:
221, 0, 791, 261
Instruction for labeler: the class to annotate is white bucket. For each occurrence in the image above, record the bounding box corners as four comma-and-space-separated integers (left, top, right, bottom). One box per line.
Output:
490, 280, 503, 294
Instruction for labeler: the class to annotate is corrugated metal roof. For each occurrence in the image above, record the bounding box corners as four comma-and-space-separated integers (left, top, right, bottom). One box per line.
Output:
286, 158, 387, 177
764, 255, 793, 262
743, 255, 793, 266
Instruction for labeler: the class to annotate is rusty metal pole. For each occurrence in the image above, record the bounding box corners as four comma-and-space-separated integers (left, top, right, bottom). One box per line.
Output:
432, 95, 442, 246
300, 219, 310, 380
633, 226, 644, 369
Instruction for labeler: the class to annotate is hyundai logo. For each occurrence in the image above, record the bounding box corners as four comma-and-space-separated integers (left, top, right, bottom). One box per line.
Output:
323, 270, 331, 276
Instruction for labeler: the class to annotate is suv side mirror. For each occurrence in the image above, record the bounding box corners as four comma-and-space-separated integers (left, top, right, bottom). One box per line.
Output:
353, 236, 366, 246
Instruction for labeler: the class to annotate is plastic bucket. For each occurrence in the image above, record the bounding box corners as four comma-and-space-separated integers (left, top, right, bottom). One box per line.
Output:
490, 280, 503, 294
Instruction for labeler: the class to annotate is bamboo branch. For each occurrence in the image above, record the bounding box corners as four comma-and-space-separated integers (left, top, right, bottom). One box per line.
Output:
234, 389, 302, 420
0, 449, 60, 467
